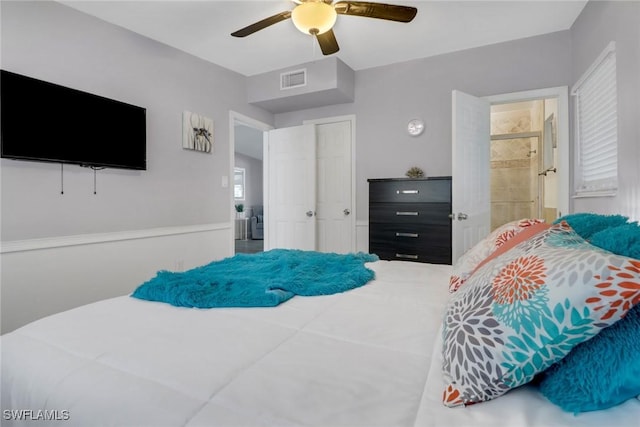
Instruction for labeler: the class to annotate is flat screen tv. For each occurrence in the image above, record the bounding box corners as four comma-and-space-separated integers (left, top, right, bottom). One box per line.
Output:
1, 70, 146, 170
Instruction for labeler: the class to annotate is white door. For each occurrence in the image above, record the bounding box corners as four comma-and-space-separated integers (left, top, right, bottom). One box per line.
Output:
315, 121, 354, 253
452, 90, 491, 263
265, 124, 316, 250
265, 120, 354, 253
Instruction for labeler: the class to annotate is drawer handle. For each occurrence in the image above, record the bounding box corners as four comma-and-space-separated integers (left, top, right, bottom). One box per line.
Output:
396, 211, 419, 216
397, 190, 419, 194
396, 232, 419, 238
395, 253, 419, 260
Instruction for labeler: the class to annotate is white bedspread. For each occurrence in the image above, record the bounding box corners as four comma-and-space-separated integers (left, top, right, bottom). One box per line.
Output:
2, 260, 639, 427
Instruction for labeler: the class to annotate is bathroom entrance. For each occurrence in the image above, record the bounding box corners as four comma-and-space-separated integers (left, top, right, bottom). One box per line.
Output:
490, 99, 558, 230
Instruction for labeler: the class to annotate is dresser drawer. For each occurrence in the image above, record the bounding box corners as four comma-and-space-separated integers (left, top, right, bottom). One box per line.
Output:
369, 178, 451, 203
369, 223, 451, 248
369, 203, 451, 225
369, 247, 451, 264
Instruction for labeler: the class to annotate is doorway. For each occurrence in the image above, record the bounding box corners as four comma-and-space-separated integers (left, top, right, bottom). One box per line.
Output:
452, 87, 569, 263
487, 88, 568, 222
489, 98, 558, 230
229, 112, 272, 255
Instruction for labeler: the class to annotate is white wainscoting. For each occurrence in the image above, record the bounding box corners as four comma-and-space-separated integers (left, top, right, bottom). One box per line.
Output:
356, 220, 369, 253
0, 223, 232, 334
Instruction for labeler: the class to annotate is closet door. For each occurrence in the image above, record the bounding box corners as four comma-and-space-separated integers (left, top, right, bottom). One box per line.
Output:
265, 124, 316, 251
264, 120, 354, 253
315, 120, 354, 254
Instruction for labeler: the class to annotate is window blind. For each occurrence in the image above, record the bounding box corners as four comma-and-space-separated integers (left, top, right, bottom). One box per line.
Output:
572, 42, 618, 195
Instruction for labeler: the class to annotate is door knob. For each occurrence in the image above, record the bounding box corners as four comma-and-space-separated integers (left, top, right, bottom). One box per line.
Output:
343, 208, 351, 215
306, 210, 314, 217
457, 213, 468, 221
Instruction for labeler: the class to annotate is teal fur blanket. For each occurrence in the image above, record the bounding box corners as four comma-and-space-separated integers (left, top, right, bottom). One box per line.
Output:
131, 249, 379, 308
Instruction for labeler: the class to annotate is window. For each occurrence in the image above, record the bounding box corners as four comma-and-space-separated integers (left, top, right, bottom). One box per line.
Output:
234, 167, 245, 200
572, 42, 618, 197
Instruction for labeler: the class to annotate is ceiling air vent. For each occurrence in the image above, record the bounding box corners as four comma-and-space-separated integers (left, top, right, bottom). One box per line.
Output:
280, 69, 307, 90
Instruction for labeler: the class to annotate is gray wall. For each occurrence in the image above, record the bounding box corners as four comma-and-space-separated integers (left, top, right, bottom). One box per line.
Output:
0, 1, 273, 242
5, 1, 637, 242
570, 0, 640, 220
234, 153, 263, 215
275, 31, 573, 221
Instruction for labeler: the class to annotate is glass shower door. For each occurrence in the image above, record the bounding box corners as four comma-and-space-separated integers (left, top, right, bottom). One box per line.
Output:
490, 134, 542, 231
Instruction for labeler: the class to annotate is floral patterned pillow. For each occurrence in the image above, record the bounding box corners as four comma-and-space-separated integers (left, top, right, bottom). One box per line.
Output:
442, 221, 640, 407
449, 218, 546, 292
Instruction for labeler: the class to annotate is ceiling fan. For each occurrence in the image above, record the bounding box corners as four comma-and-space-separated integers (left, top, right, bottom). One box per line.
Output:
231, 0, 418, 55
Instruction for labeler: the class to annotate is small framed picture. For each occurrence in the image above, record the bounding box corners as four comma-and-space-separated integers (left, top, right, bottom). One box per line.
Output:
183, 111, 213, 153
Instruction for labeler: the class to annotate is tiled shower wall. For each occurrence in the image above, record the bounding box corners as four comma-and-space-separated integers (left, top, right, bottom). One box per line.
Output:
490, 102, 543, 230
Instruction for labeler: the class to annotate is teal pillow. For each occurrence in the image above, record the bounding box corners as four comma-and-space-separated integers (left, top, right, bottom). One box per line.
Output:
539, 219, 640, 413
553, 213, 629, 239
539, 303, 640, 413
590, 222, 640, 259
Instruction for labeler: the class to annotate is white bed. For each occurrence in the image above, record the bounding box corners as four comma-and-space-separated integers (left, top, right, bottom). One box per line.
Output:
2, 259, 640, 427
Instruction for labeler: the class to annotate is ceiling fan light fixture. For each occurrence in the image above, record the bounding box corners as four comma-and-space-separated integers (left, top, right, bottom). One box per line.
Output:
291, 1, 337, 35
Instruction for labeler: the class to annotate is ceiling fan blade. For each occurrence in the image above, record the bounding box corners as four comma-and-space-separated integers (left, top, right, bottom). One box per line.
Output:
316, 29, 340, 55
334, 1, 417, 22
231, 11, 292, 37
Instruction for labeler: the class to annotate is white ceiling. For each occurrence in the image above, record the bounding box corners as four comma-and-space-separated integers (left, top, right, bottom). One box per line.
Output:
59, 0, 588, 77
